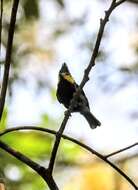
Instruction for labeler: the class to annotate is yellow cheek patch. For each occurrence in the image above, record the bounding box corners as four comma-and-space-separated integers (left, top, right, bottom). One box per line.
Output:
63, 74, 75, 84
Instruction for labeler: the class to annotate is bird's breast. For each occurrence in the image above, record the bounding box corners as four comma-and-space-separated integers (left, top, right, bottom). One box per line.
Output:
57, 79, 76, 108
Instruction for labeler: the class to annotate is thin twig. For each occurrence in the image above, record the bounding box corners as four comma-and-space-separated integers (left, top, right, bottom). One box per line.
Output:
48, 0, 127, 175
118, 153, 138, 163
84, 0, 127, 80
0, 126, 137, 189
105, 143, 138, 158
0, 0, 19, 120
0, 139, 59, 190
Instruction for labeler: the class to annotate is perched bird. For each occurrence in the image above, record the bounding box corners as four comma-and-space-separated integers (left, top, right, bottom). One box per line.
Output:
56, 63, 101, 129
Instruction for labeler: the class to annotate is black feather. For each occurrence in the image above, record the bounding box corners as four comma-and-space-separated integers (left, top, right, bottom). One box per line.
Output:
80, 107, 101, 129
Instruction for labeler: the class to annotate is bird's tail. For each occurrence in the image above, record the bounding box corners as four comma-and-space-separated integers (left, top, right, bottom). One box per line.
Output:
80, 108, 101, 129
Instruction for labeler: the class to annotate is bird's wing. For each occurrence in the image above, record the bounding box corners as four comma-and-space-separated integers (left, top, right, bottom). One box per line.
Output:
74, 83, 90, 109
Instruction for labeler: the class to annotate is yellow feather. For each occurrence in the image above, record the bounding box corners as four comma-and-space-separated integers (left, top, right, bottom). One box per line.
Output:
63, 74, 75, 84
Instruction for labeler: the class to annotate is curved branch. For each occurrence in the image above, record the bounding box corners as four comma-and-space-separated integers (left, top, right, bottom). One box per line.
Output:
0, 0, 19, 120
0, 126, 55, 137
0, 126, 137, 189
115, 0, 127, 7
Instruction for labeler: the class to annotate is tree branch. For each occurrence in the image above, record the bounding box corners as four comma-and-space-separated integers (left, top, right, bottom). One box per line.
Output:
0, 126, 137, 189
0, 139, 59, 190
0, 0, 19, 120
48, 111, 71, 174
105, 142, 138, 158
48, 0, 127, 175
0, 126, 56, 137
127, 0, 138, 4
115, 0, 127, 7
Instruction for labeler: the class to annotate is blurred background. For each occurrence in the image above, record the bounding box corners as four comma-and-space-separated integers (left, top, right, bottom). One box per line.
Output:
0, 0, 138, 189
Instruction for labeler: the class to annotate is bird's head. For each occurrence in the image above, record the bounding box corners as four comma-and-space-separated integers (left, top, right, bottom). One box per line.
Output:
58, 63, 75, 84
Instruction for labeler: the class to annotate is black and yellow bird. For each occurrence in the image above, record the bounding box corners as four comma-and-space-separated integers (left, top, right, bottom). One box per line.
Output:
56, 63, 101, 129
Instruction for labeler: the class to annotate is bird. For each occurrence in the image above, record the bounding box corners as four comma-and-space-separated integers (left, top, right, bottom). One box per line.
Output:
56, 63, 101, 129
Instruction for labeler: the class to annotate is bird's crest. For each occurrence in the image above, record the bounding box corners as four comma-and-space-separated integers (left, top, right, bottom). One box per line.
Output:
59, 63, 70, 74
